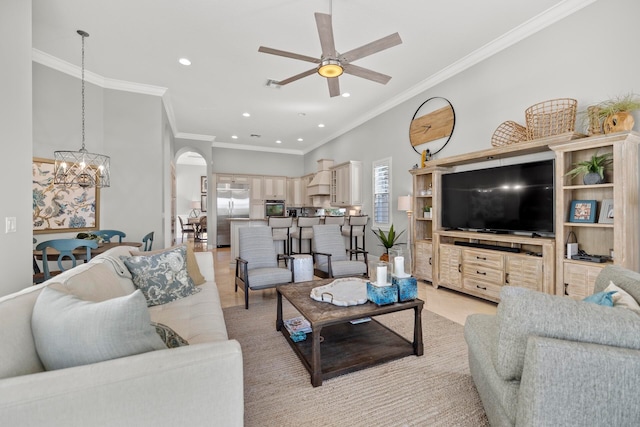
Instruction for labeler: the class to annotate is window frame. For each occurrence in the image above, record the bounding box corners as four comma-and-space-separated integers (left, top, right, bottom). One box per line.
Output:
372, 157, 392, 230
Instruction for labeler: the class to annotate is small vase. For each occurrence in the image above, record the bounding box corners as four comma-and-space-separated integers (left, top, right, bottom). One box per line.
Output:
583, 172, 603, 185
423, 212, 431, 219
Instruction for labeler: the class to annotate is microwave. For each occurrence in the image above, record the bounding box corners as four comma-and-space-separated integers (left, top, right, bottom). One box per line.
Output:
265, 200, 285, 217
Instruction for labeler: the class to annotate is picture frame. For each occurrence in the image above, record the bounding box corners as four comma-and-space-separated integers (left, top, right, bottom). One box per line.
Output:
32, 157, 100, 233
568, 200, 597, 223
598, 199, 614, 224
201, 176, 208, 194
201, 194, 207, 212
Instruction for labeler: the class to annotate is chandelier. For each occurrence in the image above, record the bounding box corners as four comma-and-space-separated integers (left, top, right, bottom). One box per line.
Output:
54, 30, 110, 188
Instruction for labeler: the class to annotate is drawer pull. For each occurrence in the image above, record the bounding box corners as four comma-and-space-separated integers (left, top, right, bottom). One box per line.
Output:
564, 283, 569, 296
476, 285, 487, 290
428, 257, 432, 266
476, 256, 486, 261
476, 270, 487, 276
458, 264, 462, 273
505, 273, 510, 284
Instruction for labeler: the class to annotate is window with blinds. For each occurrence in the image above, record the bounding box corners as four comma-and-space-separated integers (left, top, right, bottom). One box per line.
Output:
372, 157, 391, 229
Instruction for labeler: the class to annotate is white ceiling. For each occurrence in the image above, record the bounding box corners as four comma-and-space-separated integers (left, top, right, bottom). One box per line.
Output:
32, 0, 590, 155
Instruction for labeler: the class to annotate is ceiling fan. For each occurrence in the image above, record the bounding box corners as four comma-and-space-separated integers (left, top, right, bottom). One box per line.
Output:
258, 11, 402, 97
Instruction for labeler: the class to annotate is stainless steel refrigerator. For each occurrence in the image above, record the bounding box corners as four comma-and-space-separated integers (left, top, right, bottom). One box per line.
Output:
216, 182, 250, 247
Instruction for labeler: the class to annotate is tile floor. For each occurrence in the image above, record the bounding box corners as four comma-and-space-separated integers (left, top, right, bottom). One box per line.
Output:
198, 244, 497, 325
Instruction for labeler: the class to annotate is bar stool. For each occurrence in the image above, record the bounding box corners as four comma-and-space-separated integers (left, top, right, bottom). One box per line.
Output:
341, 215, 369, 260
290, 216, 321, 254
323, 215, 345, 231
268, 216, 293, 265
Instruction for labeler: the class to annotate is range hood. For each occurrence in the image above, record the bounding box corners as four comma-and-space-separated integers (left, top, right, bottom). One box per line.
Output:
306, 159, 333, 196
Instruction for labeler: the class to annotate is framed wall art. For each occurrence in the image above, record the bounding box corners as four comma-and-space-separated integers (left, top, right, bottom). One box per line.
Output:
201, 194, 207, 212
201, 175, 208, 194
598, 199, 614, 224
568, 200, 597, 223
32, 158, 100, 234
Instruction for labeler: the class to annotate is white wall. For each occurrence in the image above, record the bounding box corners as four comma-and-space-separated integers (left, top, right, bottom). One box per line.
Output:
0, 0, 33, 296
176, 163, 207, 217
305, 0, 640, 258
32, 64, 167, 249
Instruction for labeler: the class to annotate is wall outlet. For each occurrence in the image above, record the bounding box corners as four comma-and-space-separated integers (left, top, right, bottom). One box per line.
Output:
5, 217, 16, 233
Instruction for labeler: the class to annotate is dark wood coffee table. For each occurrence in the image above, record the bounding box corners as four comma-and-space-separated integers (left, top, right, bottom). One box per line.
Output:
276, 279, 424, 387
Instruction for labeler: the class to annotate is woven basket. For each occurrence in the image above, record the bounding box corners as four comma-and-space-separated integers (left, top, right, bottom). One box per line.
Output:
525, 98, 577, 140
491, 121, 528, 147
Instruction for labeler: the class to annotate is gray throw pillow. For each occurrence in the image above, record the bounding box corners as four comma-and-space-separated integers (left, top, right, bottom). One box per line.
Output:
122, 245, 200, 307
32, 287, 166, 371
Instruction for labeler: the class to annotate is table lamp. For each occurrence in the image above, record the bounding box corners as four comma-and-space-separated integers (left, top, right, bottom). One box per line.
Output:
189, 200, 201, 218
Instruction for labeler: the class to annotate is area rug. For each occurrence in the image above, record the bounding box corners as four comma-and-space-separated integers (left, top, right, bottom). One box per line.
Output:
224, 300, 489, 427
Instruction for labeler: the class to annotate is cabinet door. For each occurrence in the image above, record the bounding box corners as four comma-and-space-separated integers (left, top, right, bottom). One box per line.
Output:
249, 202, 265, 219
505, 255, 543, 291
414, 240, 433, 282
563, 262, 603, 298
439, 244, 462, 289
264, 176, 286, 199
217, 174, 233, 184
249, 176, 263, 202
349, 161, 363, 206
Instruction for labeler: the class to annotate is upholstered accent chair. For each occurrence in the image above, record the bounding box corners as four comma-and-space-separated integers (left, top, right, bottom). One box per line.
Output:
235, 226, 294, 309
311, 224, 368, 278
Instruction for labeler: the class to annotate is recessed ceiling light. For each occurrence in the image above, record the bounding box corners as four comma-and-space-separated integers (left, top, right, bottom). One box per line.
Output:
242, 112, 251, 117
276, 140, 282, 144
178, 58, 191, 66
318, 123, 325, 128
342, 92, 351, 98
231, 135, 238, 139
297, 138, 303, 142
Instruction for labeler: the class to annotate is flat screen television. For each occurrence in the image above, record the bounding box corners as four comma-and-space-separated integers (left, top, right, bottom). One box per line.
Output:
441, 159, 555, 235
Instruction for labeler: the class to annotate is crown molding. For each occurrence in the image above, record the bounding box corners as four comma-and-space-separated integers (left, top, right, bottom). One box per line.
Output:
305, 0, 598, 154
175, 133, 216, 142
212, 141, 304, 156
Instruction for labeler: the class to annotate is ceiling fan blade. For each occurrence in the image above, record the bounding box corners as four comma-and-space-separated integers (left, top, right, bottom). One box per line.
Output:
327, 77, 340, 97
315, 12, 337, 58
258, 46, 320, 64
340, 32, 402, 63
342, 64, 392, 85
277, 68, 318, 86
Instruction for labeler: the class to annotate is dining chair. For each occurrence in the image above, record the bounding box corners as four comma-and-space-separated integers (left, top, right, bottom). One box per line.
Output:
142, 232, 154, 251
341, 215, 369, 259
33, 237, 45, 284
178, 216, 195, 242
290, 216, 321, 254
94, 229, 126, 243
35, 238, 99, 281
199, 216, 207, 240
268, 216, 293, 264
312, 224, 368, 279
235, 226, 293, 309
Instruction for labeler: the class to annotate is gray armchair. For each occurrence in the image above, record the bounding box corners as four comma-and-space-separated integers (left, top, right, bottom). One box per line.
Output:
464, 265, 640, 426
235, 226, 294, 309
311, 224, 368, 278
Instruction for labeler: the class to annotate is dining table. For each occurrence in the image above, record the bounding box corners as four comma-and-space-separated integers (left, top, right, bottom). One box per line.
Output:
33, 241, 143, 261
187, 217, 204, 241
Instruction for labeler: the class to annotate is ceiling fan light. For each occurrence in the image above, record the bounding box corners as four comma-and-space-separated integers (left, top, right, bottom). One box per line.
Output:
317, 59, 343, 78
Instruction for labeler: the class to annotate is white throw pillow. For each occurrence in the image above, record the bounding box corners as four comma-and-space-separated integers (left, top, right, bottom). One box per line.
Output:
32, 287, 166, 371
605, 281, 640, 314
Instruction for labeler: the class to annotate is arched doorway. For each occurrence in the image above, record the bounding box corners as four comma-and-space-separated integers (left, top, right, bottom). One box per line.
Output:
175, 151, 207, 245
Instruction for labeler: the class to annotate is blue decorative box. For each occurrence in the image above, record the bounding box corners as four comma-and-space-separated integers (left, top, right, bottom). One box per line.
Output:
393, 276, 418, 302
366, 282, 398, 306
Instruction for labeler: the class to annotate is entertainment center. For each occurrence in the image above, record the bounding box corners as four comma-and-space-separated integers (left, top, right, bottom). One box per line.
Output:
410, 131, 640, 302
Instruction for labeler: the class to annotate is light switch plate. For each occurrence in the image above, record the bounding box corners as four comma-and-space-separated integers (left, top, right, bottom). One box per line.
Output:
5, 217, 16, 233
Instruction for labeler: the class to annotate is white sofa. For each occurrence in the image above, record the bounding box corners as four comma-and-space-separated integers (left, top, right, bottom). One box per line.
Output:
0, 245, 243, 426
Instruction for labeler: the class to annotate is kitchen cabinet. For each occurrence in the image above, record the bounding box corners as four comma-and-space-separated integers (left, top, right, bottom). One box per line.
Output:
330, 161, 362, 207
263, 176, 286, 200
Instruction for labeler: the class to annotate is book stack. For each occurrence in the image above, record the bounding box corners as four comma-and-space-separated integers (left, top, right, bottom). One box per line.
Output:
283, 316, 311, 342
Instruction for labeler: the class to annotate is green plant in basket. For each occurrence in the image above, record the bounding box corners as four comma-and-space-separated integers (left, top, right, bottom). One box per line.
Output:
565, 152, 612, 184
372, 224, 405, 260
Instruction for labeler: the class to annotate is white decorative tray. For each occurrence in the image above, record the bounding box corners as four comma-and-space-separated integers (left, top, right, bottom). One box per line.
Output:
310, 277, 368, 306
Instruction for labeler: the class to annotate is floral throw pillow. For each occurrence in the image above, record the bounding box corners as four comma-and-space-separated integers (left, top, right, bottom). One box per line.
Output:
152, 322, 189, 348
122, 245, 200, 307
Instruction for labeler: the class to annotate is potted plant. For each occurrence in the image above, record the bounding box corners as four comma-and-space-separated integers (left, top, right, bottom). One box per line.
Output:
372, 224, 405, 261
423, 205, 432, 219
587, 93, 640, 134
565, 152, 612, 185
